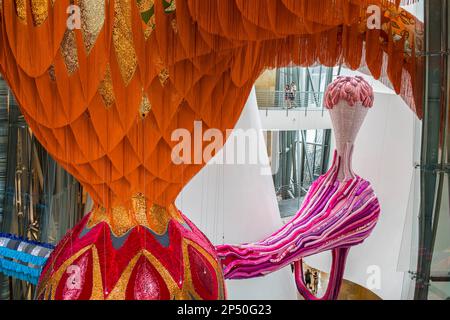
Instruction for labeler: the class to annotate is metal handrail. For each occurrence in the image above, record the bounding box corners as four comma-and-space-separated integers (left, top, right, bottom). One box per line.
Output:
256, 90, 324, 110
276, 182, 311, 197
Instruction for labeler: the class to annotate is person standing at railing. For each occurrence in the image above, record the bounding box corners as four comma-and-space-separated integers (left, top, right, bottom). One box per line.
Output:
290, 82, 297, 109
285, 84, 292, 109
312, 271, 319, 295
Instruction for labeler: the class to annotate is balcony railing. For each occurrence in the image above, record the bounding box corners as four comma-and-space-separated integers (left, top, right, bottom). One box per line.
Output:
256, 90, 325, 110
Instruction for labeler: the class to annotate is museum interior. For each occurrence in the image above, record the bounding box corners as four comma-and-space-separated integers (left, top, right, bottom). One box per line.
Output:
0, 0, 448, 301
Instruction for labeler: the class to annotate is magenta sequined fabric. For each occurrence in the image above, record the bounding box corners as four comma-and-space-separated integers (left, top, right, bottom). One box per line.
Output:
216, 151, 380, 280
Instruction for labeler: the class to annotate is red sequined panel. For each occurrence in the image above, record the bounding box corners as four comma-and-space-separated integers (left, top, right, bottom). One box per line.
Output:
188, 245, 218, 300
126, 255, 170, 300
54, 250, 93, 300
36, 210, 226, 300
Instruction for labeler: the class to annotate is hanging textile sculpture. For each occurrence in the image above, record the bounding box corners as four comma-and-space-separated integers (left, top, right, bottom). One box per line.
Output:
216, 76, 380, 300
0, 1, 419, 300
0, 233, 54, 285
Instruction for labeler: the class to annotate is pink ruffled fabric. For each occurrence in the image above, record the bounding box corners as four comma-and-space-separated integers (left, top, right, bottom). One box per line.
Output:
325, 76, 374, 109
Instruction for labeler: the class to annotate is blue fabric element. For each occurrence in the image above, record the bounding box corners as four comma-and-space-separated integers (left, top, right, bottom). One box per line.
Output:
0, 247, 48, 266
110, 229, 132, 250
0, 258, 41, 285
0, 233, 55, 249
0, 233, 53, 285
142, 226, 170, 248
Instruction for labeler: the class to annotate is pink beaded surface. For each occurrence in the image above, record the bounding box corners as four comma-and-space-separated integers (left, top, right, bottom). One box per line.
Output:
325, 76, 374, 109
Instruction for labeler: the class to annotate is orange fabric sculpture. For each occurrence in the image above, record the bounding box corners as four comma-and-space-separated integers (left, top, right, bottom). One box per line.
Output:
0, 0, 421, 300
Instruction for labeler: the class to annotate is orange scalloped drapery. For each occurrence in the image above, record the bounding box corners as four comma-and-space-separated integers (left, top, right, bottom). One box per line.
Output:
0, 0, 423, 211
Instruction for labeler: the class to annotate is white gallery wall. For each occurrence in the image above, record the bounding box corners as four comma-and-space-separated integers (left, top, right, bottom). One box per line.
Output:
176, 88, 297, 300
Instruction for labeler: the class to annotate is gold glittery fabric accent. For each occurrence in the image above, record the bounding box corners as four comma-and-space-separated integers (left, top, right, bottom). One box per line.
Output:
111, 206, 136, 236
89, 206, 138, 237
88, 195, 171, 236
158, 68, 169, 86
113, 0, 138, 85
79, 0, 105, 54
148, 204, 171, 235
60, 29, 79, 75
98, 65, 115, 108
87, 207, 109, 229
132, 192, 148, 225
15, 0, 27, 23
137, 0, 155, 38
164, 0, 176, 13
136, 0, 153, 11
144, 22, 155, 39
31, 0, 48, 26
139, 93, 152, 118
168, 204, 185, 224
171, 19, 178, 33
90, 246, 105, 300
48, 65, 56, 81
